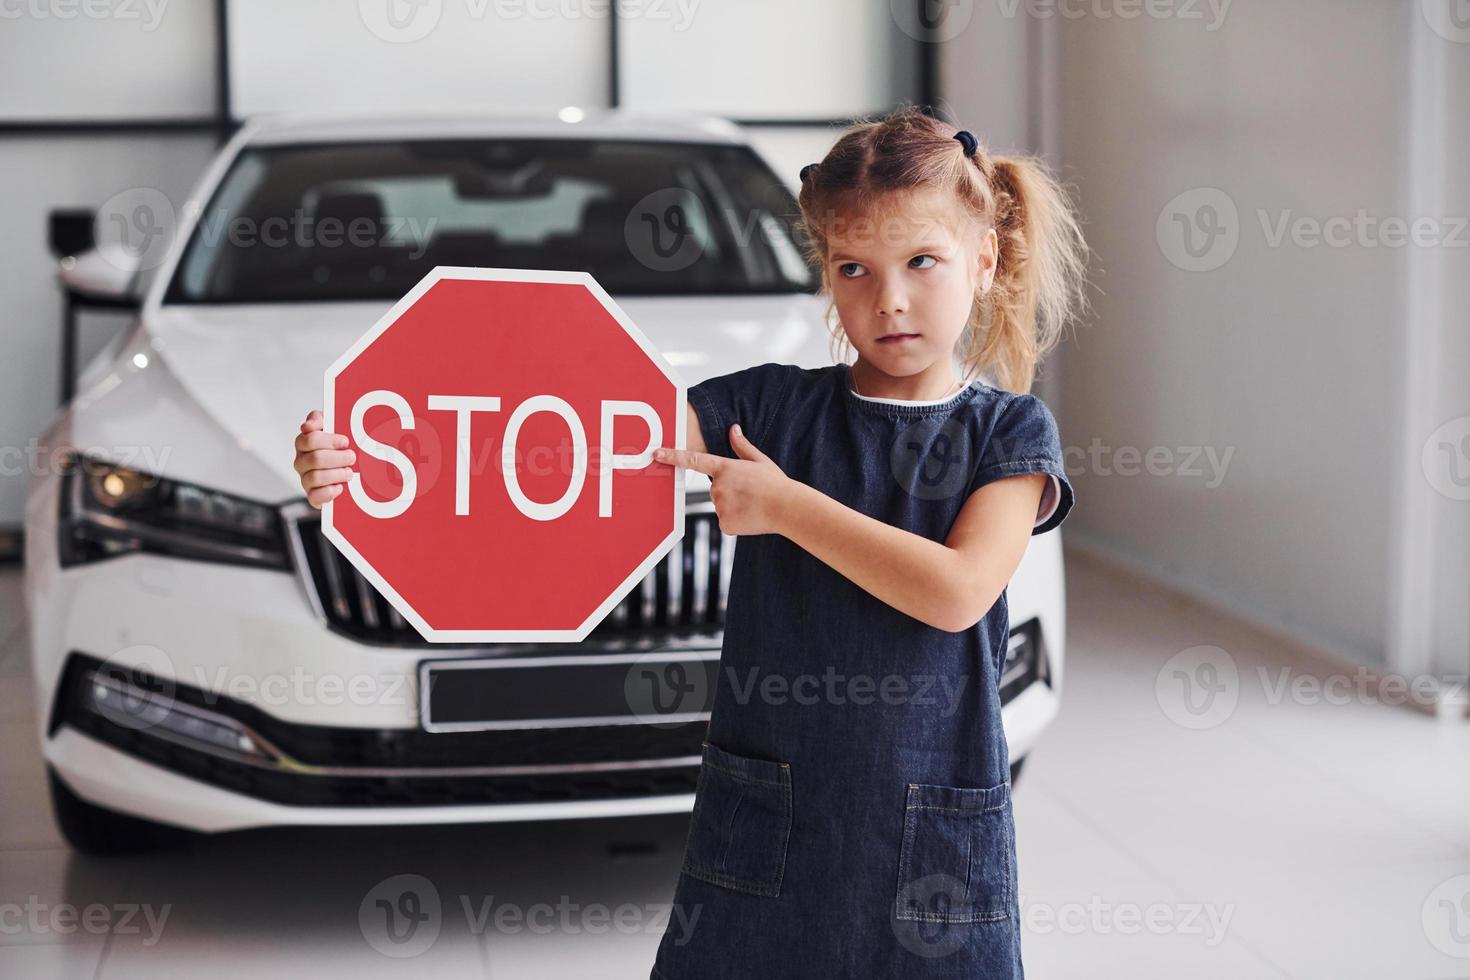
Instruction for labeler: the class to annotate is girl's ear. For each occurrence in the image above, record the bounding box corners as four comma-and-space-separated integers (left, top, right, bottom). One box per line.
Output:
976, 227, 999, 292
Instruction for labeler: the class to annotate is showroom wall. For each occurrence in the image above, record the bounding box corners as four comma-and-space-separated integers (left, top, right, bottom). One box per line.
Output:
0, 0, 929, 548
956, 0, 1466, 674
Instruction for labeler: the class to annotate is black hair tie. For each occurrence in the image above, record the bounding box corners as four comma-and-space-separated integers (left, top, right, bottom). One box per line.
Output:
800, 163, 818, 184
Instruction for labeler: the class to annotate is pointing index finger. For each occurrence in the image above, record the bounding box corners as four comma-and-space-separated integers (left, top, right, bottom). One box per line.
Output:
656, 447, 720, 476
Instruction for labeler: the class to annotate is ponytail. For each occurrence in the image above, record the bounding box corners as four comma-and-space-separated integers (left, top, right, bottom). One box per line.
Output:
960, 154, 1090, 393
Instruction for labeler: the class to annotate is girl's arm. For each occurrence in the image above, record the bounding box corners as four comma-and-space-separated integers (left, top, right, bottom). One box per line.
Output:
656, 413, 1044, 633
777, 473, 1047, 633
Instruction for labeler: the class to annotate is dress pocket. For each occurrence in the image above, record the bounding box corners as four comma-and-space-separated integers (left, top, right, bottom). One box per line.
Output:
680, 740, 793, 898
894, 779, 1012, 923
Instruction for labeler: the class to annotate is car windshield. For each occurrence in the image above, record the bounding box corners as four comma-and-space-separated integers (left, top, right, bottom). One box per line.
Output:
164, 138, 819, 303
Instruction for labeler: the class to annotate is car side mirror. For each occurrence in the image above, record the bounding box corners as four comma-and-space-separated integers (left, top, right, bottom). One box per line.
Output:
58, 247, 142, 306
51, 207, 144, 307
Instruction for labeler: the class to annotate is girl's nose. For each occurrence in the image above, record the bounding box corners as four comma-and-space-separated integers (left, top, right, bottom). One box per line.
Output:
876, 279, 908, 317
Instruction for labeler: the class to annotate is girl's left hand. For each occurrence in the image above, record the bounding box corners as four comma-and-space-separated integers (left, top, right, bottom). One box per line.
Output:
653, 424, 794, 536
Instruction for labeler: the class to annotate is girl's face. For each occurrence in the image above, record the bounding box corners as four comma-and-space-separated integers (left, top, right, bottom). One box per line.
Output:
827, 187, 998, 391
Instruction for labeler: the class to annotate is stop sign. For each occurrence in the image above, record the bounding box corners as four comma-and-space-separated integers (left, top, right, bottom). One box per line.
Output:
321, 266, 687, 643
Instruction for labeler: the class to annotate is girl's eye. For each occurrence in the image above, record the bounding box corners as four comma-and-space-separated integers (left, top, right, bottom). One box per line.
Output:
835, 256, 934, 277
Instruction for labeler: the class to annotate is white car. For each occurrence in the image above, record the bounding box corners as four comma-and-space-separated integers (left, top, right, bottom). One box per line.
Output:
23, 109, 1067, 854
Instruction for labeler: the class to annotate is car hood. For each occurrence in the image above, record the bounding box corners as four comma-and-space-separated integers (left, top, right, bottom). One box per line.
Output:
72, 292, 837, 501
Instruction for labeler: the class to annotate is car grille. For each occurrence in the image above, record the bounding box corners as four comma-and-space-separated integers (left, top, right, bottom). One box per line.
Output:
286, 497, 735, 646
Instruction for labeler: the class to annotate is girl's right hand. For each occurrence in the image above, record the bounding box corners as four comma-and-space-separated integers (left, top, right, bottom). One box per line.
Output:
293, 409, 356, 509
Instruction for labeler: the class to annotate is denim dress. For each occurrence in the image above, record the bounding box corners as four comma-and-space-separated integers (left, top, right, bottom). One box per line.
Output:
650, 361, 1074, 980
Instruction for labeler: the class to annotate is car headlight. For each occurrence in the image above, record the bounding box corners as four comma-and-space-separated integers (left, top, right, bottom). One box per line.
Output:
57, 451, 289, 570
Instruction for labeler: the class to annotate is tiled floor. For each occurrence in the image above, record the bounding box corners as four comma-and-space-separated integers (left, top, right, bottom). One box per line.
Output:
3, 550, 1469, 979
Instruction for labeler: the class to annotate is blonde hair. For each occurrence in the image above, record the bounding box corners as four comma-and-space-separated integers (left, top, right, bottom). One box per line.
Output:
796, 106, 1091, 393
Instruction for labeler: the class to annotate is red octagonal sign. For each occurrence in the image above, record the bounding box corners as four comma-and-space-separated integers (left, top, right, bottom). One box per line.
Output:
322, 267, 686, 643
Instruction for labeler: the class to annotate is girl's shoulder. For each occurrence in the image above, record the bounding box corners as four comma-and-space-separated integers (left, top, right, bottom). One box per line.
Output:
961, 384, 1074, 534
962, 384, 1064, 459
968, 383, 1059, 425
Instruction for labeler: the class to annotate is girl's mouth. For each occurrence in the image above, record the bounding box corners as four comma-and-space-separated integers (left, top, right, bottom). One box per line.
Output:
878, 334, 920, 344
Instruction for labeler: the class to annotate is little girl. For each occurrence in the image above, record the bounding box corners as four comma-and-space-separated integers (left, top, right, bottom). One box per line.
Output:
292, 106, 1086, 978
643, 108, 1086, 978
